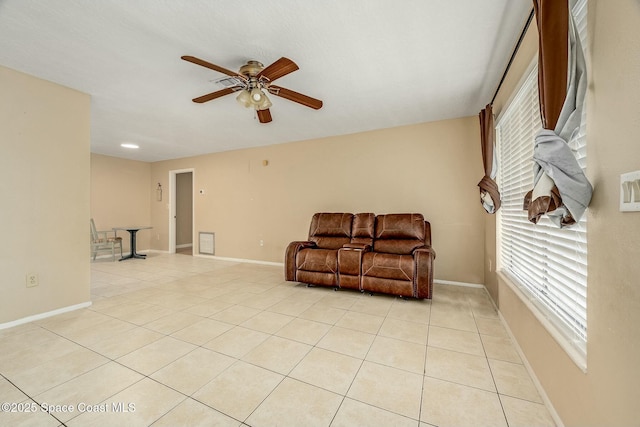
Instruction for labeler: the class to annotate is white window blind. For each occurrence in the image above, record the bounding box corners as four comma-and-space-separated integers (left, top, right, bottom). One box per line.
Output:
497, 0, 588, 360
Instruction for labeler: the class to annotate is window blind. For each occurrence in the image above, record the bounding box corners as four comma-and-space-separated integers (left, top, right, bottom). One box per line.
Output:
497, 0, 588, 357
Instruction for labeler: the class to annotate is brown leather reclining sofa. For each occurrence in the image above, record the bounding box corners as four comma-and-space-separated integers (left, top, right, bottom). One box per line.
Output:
285, 213, 435, 299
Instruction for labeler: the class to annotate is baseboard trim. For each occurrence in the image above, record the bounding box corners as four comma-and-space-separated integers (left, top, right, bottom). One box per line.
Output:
434, 279, 485, 288
93, 249, 164, 260
0, 301, 92, 331
151, 253, 485, 282
92, 253, 127, 260
91, 250, 134, 260
497, 310, 564, 427
441, 279, 562, 425
176, 243, 193, 249
480, 284, 564, 427
192, 254, 284, 267
482, 288, 563, 426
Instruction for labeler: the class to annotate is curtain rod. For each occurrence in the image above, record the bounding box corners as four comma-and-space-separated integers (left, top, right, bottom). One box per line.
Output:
490, 8, 535, 105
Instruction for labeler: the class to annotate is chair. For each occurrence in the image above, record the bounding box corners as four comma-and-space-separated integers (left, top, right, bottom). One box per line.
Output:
285, 213, 354, 287
360, 214, 434, 299
90, 218, 123, 261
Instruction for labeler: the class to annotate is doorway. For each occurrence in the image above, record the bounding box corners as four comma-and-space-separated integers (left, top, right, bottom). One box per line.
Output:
169, 169, 194, 254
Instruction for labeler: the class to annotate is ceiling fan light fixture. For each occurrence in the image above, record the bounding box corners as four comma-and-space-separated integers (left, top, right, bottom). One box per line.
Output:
250, 87, 264, 103
236, 89, 252, 108
257, 92, 272, 110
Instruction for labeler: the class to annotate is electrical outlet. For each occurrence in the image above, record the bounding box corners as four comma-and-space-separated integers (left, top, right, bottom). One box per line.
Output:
26, 273, 39, 287
259, 240, 264, 247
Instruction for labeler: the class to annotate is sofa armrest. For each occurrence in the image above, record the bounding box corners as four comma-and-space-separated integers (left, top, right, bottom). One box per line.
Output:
414, 246, 436, 299
285, 241, 317, 281
412, 244, 436, 259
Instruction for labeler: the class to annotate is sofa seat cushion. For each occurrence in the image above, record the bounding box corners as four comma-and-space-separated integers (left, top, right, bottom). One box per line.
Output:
362, 276, 414, 297
297, 248, 338, 274
296, 270, 337, 287
361, 252, 414, 281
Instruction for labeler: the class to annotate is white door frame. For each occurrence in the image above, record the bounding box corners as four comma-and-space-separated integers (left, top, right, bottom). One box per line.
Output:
168, 168, 195, 254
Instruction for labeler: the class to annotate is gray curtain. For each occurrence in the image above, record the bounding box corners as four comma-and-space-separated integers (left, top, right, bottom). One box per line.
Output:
524, 0, 592, 227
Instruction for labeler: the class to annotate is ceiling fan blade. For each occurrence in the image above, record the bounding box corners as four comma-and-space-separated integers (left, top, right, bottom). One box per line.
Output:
257, 57, 299, 82
192, 88, 235, 103
181, 55, 238, 77
268, 86, 323, 110
257, 109, 273, 123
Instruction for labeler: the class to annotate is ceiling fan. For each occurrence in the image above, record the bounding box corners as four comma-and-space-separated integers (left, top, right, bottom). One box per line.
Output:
181, 55, 323, 123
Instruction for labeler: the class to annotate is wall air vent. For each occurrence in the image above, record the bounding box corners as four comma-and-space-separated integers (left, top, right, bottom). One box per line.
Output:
199, 232, 215, 255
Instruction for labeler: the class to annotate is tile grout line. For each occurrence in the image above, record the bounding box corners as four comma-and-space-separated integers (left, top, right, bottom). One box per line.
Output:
468, 292, 511, 426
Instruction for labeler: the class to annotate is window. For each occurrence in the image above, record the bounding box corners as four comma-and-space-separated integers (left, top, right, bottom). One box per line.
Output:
496, 0, 588, 364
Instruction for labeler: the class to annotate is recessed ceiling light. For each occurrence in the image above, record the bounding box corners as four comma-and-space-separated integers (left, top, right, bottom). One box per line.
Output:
120, 143, 139, 149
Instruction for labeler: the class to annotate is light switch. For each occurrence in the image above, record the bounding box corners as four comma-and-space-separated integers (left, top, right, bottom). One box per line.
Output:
633, 180, 640, 202
620, 171, 640, 211
622, 181, 632, 203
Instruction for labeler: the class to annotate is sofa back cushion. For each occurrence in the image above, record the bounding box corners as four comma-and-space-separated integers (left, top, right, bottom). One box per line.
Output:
308, 213, 353, 249
351, 213, 375, 246
373, 213, 426, 254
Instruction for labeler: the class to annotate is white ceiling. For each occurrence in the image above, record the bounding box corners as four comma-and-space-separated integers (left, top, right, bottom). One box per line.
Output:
0, 0, 532, 162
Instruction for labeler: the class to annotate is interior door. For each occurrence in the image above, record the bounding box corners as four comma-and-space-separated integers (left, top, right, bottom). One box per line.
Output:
168, 168, 195, 254
175, 172, 193, 254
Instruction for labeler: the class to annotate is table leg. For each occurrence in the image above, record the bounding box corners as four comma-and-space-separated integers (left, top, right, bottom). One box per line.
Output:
119, 229, 147, 261
131, 229, 146, 259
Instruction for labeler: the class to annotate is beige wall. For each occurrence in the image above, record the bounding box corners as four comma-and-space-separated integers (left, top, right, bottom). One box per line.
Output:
90, 154, 152, 253
0, 65, 90, 324
150, 117, 486, 284
490, 1, 640, 425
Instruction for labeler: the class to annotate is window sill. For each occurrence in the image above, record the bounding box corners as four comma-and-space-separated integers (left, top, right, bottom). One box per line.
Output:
497, 270, 587, 373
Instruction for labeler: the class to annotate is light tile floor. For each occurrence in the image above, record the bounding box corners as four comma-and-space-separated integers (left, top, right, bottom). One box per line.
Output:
0, 253, 556, 426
